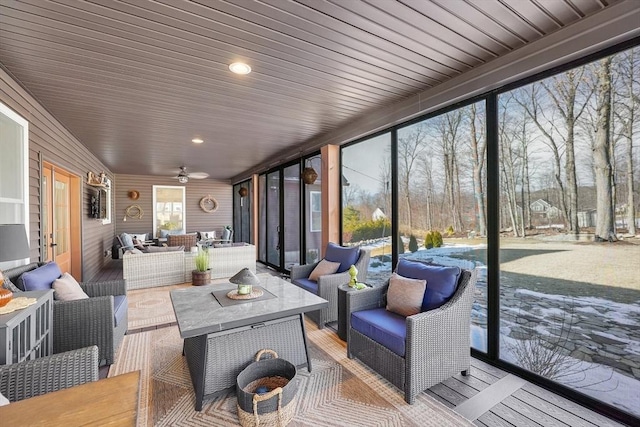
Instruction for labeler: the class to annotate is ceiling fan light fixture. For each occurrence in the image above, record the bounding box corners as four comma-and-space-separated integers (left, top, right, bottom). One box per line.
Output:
192, 138, 204, 144
229, 62, 251, 75
178, 175, 188, 184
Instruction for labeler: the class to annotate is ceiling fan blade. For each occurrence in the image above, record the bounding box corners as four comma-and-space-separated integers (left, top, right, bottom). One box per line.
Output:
189, 172, 209, 179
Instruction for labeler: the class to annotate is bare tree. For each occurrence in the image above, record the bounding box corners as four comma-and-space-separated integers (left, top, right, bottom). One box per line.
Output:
593, 57, 617, 241
613, 48, 639, 235
498, 95, 523, 236
433, 110, 465, 232
397, 124, 427, 230
516, 84, 569, 229
541, 69, 592, 234
468, 103, 487, 236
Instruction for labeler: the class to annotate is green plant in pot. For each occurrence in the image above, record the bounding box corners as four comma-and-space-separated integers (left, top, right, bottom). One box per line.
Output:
192, 248, 210, 286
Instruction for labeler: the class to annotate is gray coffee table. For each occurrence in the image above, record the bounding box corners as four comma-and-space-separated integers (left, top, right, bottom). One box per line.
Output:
170, 274, 328, 410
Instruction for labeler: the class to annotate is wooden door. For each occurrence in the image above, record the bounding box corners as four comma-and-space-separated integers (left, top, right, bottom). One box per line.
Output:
43, 163, 80, 277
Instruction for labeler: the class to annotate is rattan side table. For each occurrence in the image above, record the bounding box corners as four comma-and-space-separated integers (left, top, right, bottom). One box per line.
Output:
337, 283, 370, 341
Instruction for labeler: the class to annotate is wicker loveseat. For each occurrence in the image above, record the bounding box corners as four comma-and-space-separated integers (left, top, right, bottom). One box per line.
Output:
346, 259, 477, 403
3, 262, 127, 366
0, 346, 98, 402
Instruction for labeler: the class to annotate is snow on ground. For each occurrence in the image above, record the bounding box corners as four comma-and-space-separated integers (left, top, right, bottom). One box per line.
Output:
360, 238, 640, 416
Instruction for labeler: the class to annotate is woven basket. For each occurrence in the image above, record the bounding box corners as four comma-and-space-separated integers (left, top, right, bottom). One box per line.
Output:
236, 349, 298, 427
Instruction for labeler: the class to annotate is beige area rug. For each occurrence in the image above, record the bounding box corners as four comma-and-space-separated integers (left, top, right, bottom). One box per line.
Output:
110, 321, 473, 426
127, 279, 232, 331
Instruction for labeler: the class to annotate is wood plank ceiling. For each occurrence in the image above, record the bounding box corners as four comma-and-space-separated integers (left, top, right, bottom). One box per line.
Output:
0, 0, 621, 180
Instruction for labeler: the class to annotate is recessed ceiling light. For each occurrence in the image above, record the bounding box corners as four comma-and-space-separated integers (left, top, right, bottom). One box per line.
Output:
192, 138, 204, 144
229, 62, 251, 75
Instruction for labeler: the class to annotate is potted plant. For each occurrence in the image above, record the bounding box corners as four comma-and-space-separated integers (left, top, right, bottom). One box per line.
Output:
192, 248, 210, 286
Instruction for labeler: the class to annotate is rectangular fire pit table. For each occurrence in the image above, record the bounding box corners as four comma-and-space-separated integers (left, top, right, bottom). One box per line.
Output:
170, 274, 328, 411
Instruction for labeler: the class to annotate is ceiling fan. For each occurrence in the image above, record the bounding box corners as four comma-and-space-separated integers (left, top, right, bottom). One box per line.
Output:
173, 166, 209, 183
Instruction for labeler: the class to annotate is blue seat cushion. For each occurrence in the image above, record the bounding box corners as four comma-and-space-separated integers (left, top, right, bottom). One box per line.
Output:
351, 308, 406, 357
113, 295, 127, 327
292, 278, 318, 294
397, 259, 461, 311
18, 262, 62, 291
324, 242, 360, 273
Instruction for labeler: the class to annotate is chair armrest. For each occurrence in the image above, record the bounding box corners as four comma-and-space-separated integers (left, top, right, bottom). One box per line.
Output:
316, 271, 350, 297
53, 297, 115, 355
346, 282, 388, 313
0, 346, 99, 402
79, 279, 127, 297
354, 249, 371, 282
290, 262, 319, 281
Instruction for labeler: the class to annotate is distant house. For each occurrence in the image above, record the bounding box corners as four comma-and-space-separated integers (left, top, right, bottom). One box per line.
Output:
372, 208, 387, 221
530, 199, 561, 218
578, 209, 597, 228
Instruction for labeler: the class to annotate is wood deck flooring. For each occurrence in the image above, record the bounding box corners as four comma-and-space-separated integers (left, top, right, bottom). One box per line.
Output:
95, 259, 626, 426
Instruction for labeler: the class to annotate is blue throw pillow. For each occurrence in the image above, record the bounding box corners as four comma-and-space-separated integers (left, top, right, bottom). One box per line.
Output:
396, 258, 461, 311
324, 242, 360, 273
120, 232, 134, 250
19, 262, 62, 291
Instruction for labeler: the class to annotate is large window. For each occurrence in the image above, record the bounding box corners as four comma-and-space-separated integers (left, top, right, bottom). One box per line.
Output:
304, 155, 322, 264
341, 133, 392, 286
397, 100, 488, 353
498, 46, 639, 417
0, 102, 29, 269
152, 185, 185, 238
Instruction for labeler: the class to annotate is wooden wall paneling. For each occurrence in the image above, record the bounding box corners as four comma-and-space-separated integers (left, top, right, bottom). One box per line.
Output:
114, 174, 232, 238
1, 66, 115, 281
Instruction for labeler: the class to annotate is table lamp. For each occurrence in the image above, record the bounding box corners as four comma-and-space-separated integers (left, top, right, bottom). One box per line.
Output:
0, 224, 30, 306
229, 268, 260, 295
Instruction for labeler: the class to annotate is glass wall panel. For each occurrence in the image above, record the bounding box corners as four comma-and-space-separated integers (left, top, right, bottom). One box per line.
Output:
397, 101, 488, 352
283, 163, 301, 270
304, 155, 322, 264
341, 133, 392, 286
266, 171, 281, 268
233, 180, 252, 244
498, 46, 640, 416
258, 174, 266, 262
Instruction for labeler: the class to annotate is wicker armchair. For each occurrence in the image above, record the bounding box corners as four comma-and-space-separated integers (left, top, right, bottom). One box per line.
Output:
346, 267, 477, 404
0, 346, 99, 402
290, 246, 370, 329
167, 233, 197, 249
4, 262, 128, 366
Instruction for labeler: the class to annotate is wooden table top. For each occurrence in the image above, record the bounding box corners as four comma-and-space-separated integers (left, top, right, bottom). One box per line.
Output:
0, 370, 140, 426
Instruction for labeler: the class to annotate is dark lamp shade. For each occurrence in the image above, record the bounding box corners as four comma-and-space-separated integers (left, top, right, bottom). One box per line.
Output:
229, 268, 260, 286
0, 224, 30, 262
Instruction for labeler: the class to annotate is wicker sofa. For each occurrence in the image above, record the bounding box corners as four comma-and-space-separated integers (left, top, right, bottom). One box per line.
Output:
4, 263, 127, 366
123, 243, 256, 289
346, 263, 477, 403
0, 346, 98, 402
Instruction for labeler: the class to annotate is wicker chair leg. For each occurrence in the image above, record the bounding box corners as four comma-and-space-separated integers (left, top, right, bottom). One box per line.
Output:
461, 369, 470, 376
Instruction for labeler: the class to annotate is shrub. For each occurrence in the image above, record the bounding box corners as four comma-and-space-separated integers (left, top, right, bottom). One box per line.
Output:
424, 231, 434, 249
398, 234, 405, 254
408, 234, 419, 252
445, 225, 455, 236
433, 230, 443, 248
349, 218, 391, 242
